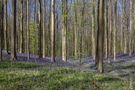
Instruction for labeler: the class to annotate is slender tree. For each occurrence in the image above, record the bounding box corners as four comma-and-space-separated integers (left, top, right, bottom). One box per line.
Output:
62, 0, 67, 62
19, 0, 23, 53
0, 0, 3, 60
91, 0, 95, 60
113, 0, 117, 60
6, 0, 9, 53
108, 0, 113, 58
11, 0, 17, 60
74, 0, 78, 59
43, 0, 46, 58
4, 0, 7, 51
26, 0, 30, 60
38, 0, 43, 58
51, 0, 55, 62
129, 0, 133, 56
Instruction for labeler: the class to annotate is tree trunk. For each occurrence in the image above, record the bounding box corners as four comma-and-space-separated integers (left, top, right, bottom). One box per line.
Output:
96, 0, 105, 73
19, 0, 23, 53
129, 0, 133, 56
0, 0, 3, 60
38, 0, 43, 58
91, 0, 95, 60
113, 0, 117, 61
43, 0, 46, 58
26, 0, 30, 60
74, 0, 78, 59
11, 0, 17, 61
51, 0, 55, 62
62, 0, 67, 62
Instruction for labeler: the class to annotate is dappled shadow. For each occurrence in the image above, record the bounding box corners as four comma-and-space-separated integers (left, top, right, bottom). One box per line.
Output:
97, 76, 121, 82
105, 63, 135, 72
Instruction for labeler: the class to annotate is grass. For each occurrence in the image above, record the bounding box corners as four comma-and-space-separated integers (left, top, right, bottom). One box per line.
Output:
0, 60, 133, 90
0, 61, 40, 69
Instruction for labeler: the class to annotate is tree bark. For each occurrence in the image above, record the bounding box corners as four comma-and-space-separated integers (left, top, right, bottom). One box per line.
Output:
91, 0, 95, 60
11, 0, 17, 61
96, 0, 105, 73
62, 0, 67, 62
38, 0, 43, 58
51, 0, 55, 62
0, 0, 3, 60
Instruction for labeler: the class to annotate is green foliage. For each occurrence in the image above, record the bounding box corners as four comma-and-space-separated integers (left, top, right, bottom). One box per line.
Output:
0, 61, 131, 90
0, 61, 40, 69
29, 22, 37, 54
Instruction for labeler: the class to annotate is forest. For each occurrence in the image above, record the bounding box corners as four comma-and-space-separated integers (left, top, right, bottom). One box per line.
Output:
0, 0, 135, 90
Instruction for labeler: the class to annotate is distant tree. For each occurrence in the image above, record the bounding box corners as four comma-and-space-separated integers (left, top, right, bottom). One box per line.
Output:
129, 0, 133, 56
11, 0, 17, 61
0, 0, 3, 60
108, 0, 113, 58
43, 0, 46, 58
113, 0, 117, 60
51, 0, 55, 62
4, 0, 7, 52
19, 0, 23, 53
38, 0, 43, 58
74, 0, 78, 59
91, 0, 96, 60
62, 0, 67, 62
26, 0, 30, 60
5, 0, 9, 53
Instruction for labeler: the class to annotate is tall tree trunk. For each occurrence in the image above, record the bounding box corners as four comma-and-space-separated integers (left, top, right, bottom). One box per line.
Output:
120, 15, 123, 53
34, 0, 37, 54
108, 0, 113, 57
96, 0, 105, 73
19, 0, 23, 53
6, 0, 9, 53
0, 0, 3, 60
38, 0, 43, 58
4, 0, 7, 51
129, 0, 133, 56
105, 0, 109, 60
26, 0, 30, 60
43, 0, 46, 58
62, 0, 67, 62
11, 0, 17, 61
22, 0, 25, 53
51, 0, 55, 62
74, 0, 78, 59
113, 0, 117, 60
91, 0, 95, 60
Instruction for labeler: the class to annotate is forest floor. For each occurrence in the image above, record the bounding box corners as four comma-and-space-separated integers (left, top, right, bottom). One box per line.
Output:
1, 51, 135, 90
